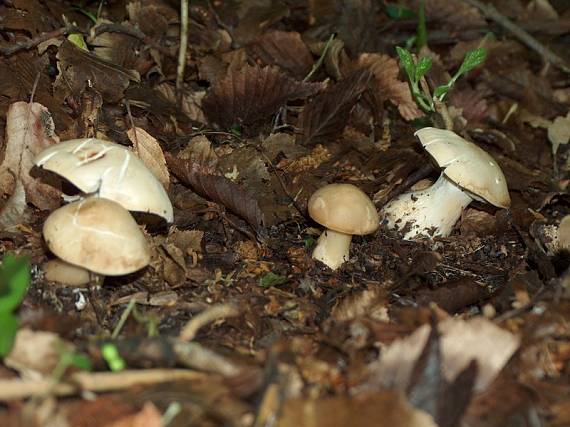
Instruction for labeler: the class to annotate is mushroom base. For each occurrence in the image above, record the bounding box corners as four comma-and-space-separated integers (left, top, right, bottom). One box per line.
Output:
381, 174, 473, 240
312, 229, 353, 270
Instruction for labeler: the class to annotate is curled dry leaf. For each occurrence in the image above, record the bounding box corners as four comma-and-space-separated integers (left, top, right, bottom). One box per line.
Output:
166, 153, 265, 236
368, 317, 520, 393
0, 101, 61, 211
299, 68, 372, 145
127, 127, 170, 187
358, 53, 423, 121
247, 30, 314, 79
202, 65, 322, 132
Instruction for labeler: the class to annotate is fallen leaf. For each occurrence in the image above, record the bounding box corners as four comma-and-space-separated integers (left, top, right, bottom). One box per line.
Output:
127, 127, 170, 187
107, 402, 163, 427
548, 111, 570, 155
202, 65, 322, 132
0, 179, 29, 231
299, 68, 372, 145
358, 53, 424, 121
0, 101, 61, 210
419, 0, 486, 31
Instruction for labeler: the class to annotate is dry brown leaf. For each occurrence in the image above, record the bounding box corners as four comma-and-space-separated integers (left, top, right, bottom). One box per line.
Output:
202, 65, 322, 132
0, 179, 29, 231
107, 402, 163, 427
368, 317, 520, 392
0, 101, 61, 210
407, 0, 486, 31
358, 53, 423, 121
127, 127, 170, 187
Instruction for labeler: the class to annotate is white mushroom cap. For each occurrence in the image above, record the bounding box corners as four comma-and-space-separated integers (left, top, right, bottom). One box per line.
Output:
308, 183, 379, 235
416, 127, 510, 208
43, 198, 151, 275
308, 184, 378, 270
34, 138, 173, 222
43, 259, 92, 287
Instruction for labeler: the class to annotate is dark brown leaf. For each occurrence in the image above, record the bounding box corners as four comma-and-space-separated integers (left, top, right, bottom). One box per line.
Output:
247, 31, 314, 79
202, 65, 321, 132
166, 153, 265, 236
298, 68, 372, 145
438, 361, 477, 427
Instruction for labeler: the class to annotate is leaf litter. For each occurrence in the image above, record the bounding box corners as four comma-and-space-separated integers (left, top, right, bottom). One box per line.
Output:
0, 0, 570, 426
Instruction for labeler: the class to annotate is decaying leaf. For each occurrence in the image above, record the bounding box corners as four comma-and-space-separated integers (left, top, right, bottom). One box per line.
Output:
357, 53, 423, 121
107, 402, 163, 427
368, 317, 520, 393
0, 179, 29, 231
0, 101, 61, 210
166, 153, 265, 236
299, 68, 372, 145
127, 127, 170, 187
202, 65, 322, 132
407, 0, 486, 31
247, 31, 314, 79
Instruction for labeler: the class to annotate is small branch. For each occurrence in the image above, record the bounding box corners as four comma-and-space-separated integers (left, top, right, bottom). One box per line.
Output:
177, 0, 190, 104
0, 25, 80, 56
461, 0, 570, 73
179, 304, 239, 342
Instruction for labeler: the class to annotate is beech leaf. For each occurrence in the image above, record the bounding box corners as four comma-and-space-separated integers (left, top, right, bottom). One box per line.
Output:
127, 127, 170, 187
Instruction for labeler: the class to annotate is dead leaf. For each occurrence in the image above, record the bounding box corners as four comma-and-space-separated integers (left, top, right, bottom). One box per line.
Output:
368, 317, 520, 393
107, 402, 163, 427
357, 53, 423, 121
127, 127, 170, 187
166, 153, 265, 236
0, 101, 61, 210
247, 31, 314, 79
202, 65, 322, 132
548, 111, 570, 155
0, 179, 29, 231
414, 0, 486, 31
299, 68, 372, 145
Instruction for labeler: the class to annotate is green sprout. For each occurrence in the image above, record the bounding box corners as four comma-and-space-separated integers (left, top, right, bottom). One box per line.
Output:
396, 47, 487, 113
0, 254, 31, 357
102, 343, 126, 372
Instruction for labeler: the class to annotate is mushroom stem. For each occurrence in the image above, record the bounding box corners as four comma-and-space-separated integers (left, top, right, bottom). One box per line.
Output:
312, 229, 353, 270
382, 174, 473, 240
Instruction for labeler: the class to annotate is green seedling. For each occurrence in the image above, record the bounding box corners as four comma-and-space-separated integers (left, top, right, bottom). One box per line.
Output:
396, 46, 487, 113
0, 254, 31, 357
102, 343, 126, 372
259, 272, 288, 288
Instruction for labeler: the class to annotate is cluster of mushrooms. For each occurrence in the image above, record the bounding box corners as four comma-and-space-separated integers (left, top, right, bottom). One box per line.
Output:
37, 138, 173, 286
308, 127, 511, 270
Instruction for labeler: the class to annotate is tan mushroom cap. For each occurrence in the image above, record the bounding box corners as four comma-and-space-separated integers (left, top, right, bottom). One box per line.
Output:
308, 183, 379, 235
415, 128, 511, 209
43, 198, 151, 276
34, 138, 173, 222
43, 259, 91, 287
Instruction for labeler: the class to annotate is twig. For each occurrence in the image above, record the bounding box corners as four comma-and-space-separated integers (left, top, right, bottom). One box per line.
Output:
303, 33, 336, 83
111, 298, 137, 339
177, 0, 190, 104
0, 369, 209, 401
91, 23, 176, 58
0, 25, 81, 56
179, 304, 239, 342
461, 0, 570, 73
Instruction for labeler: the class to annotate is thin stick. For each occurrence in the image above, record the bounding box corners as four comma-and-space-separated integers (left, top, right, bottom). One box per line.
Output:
176, 0, 190, 104
179, 304, 239, 342
303, 33, 336, 83
0, 369, 209, 401
461, 0, 570, 73
0, 25, 80, 56
111, 298, 137, 339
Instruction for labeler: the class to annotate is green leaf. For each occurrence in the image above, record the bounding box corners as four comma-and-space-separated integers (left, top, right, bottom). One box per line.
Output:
385, 4, 416, 19
414, 57, 433, 82
0, 312, 18, 357
396, 47, 416, 83
68, 353, 93, 371
67, 33, 88, 51
458, 48, 487, 75
416, 1, 427, 49
0, 255, 31, 313
102, 343, 126, 371
433, 84, 451, 100
259, 272, 288, 288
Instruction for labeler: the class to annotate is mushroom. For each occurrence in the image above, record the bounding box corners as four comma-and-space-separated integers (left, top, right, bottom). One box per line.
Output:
43, 198, 151, 277
43, 259, 92, 287
308, 183, 379, 270
34, 138, 173, 222
381, 127, 510, 240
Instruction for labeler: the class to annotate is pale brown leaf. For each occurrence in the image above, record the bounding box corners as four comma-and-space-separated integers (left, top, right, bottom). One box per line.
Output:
0, 179, 29, 231
107, 402, 163, 427
127, 127, 170, 187
0, 101, 61, 210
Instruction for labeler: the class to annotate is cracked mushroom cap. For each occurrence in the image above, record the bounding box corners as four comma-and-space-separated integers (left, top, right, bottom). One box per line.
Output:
416, 127, 511, 209
43, 198, 151, 276
308, 183, 379, 235
34, 138, 173, 222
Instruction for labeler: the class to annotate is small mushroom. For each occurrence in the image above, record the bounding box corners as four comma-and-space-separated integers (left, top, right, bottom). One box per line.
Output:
43, 259, 92, 287
308, 183, 379, 270
34, 138, 173, 222
43, 198, 151, 276
381, 127, 510, 240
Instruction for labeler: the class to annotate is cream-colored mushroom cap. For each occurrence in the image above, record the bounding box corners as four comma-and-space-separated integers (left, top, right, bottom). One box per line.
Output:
415, 128, 511, 208
34, 138, 173, 222
43, 259, 91, 287
308, 184, 379, 235
43, 198, 151, 276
